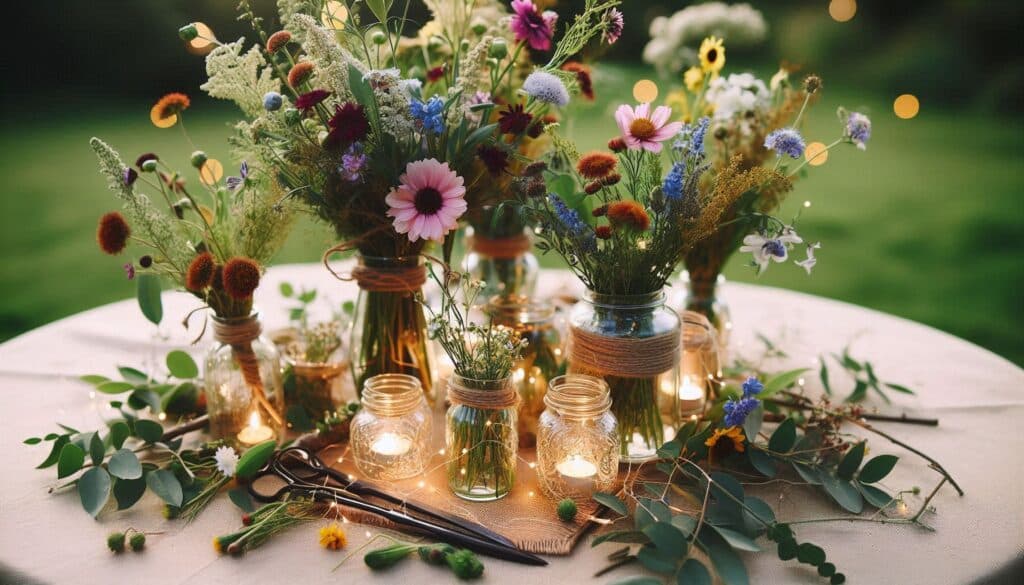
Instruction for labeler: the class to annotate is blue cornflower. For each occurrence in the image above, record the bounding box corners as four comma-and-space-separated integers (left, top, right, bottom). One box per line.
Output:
523, 71, 570, 107
845, 112, 871, 150
263, 92, 283, 111
548, 193, 596, 252
723, 396, 761, 428
742, 376, 763, 397
411, 96, 445, 135
671, 117, 710, 155
662, 162, 686, 201
764, 127, 806, 159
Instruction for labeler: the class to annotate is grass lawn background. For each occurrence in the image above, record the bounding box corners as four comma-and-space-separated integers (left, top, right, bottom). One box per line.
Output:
3, 64, 1022, 365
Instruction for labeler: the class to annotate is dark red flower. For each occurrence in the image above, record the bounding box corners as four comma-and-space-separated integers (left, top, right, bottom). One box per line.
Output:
97, 212, 130, 255
584, 181, 603, 195
186, 252, 216, 291
295, 89, 331, 112
135, 153, 158, 169
326, 102, 370, 149
498, 103, 533, 135
595, 225, 613, 239
476, 144, 510, 176
561, 62, 594, 100
222, 257, 262, 300
426, 65, 445, 83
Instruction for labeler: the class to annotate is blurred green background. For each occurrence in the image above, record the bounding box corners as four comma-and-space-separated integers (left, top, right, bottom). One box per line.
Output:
2, 1, 1022, 365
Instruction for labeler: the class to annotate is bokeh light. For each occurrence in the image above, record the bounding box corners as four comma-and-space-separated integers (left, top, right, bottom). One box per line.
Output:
186, 23, 216, 56
200, 159, 224, 185
828, 0, 857, 22
894, 94, 920, 119
632, 79, 658, 103
804, 142, 829, 166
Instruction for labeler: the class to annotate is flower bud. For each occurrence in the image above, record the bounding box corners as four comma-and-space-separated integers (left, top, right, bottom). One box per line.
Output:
370, 30, 387, 45
141, 159, 158, 172
107, 532, 126, 553
488, 38, 508, 60
263, 92, 283, 111
804, 75, 822, 94
139, 255, 153, 268
129, 533, 146, 552
284, 108, 302, 126
556, 498, 578, 522
190, 150, 208, 169
178, 23, 199, 42
471, 22, 487, 35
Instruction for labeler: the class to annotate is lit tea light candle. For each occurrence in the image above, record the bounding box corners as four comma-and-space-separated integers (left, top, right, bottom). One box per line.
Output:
678, 375, 705, 415
370, 432, 412, 457
556, 454, 598, 494
237, 411, 274, 446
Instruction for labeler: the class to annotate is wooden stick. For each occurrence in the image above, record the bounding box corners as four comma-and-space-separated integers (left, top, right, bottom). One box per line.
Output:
768, 398, 939, 426
161, 415, 209, 442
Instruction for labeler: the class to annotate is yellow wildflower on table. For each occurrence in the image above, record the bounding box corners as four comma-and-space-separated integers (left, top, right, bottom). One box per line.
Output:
319, 523, 347, 550
705, 426, 746, 464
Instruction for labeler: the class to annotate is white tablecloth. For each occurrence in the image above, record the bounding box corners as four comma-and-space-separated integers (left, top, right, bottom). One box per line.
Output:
1, 264, 1022, 584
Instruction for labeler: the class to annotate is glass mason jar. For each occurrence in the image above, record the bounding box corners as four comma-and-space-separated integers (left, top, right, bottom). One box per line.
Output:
464, 206, 538, 299
678, 311, 722, 419
568, 290, 680, 462
350, 374, 432, 481
349, 254, 437, 405
282, 321, 349, 426
536, 375, 619, 501
446, 374, 518, 501
680, 271, 732, 357
486, 296, 564, 448
205, 315, 284, 442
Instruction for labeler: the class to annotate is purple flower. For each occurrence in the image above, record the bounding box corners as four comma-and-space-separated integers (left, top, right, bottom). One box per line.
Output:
510, 0, 557, 51
845, 112, 871, 150
742, 377, 763, 397
765, 127, 805, 158
723, 396, 760, 427
339, 143, 366, 182
523, 71, 569, 106
226, 162, 249, 191
123, 167, 138, 186
123, 262, 136, 280
602, 8, 624, 45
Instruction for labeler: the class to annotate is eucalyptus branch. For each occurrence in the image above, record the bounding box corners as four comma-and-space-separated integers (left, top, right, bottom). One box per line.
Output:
849, 418, 964, 496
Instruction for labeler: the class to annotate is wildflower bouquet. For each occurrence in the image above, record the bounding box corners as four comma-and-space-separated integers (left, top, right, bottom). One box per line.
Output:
193, 0, 621, 399
662, 35, 871, 334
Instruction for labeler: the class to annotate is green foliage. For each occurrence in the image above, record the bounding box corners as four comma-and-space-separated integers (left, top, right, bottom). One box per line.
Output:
136, 273, 163, 326
820, 347, 916, 404
165, 350, 199, 379
235, 440, 277, 479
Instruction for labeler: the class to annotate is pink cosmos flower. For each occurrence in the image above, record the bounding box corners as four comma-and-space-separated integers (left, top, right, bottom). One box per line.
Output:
510, 0, 558, 51
386, 159, 467, 242
614, 103, 684, 153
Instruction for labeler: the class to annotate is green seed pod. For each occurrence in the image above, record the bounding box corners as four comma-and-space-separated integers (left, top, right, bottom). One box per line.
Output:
418, 543, 456, 565
471, 22, 487, 35
141, 159, 158, 173
488, 38, 508, 60
556, 498, 578, 522
178, 23, 199, 42
190, 150, 208, 169
446, 548, 484, 580
364, 543, 417, 570
284, 108, 302, 126
371, 30, 387, 45
107, 532, 126, 553
129, 533, 146, 552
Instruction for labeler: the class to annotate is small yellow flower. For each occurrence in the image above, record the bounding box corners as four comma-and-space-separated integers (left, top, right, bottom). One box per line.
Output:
319, 523, 347, 550
705, 426, 745, 464
684, 66, 705, 92
213, 537, 223, 554
664, 90, 690, 121
698, 36, 726, 74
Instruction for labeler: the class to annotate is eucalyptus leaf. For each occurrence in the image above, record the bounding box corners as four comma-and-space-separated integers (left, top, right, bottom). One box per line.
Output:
821, 473, 864, 514
37, 435, 69, 469
747, 449, 777, 478
858, 482, 894, 509
593, 492, 628, 516
89, 432, 106, 466
858, 455, 898, 483
742, 406, 763, 442
113, 476, 147, 510
228, 487, 257, 513
108, 449, 143, 480
760, 368, 809, 398
128, 388, 162, 413
677, 558, 712, 585
80, 375, 110, 386
591, 530, 649, 546
643, 522, 688, 555
742, 496, 776, 535
57, 443, 86, 479
166, 350, 199, 379
97, 381, 136, 395
109, 421, 130, 449
637, 544, 677, 575
797, 543, 826, 566
279, 282, 294, 297
699, 526, 750, 585
23, 437, 42, 445
671, 514, 698, 537
710, 525, 761, 552
235, 440, 277, 479
118, 366, 149, 383
837, 441, 866, 480
134, 419, 164, 443
768, 418, 797, 453
79, 467, 111, 517
136, 273, 163, 325
792, 462, 823, 485
146, 469, 183, 506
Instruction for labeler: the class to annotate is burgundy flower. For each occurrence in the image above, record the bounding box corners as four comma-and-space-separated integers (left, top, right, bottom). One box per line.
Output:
602, 8, 624, 45
135, 153, 158, 169
426, 65, 445, 83
561, 62, 594, 101
510, 0, 557, 51
476, 144, 510, 176
295, 89, 331, 112
326, 102, 370, 149
498, 103, 533, 135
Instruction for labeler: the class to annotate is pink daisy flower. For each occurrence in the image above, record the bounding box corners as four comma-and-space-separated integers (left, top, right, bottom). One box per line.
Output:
614, 103, 684, 153
386, 159, 467, 243
510, 0, 558, 51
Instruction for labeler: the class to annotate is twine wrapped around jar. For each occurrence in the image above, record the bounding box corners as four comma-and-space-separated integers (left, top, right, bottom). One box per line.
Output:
468, 233, 532, 260
213, 316, 283, 426
322, 241, 427, 293
447, 377, 520, 409
568, 326, 680, 378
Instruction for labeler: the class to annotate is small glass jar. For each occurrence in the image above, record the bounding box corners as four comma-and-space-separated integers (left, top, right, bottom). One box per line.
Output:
568, 290, 680, 463
678, 311, 721, 419
282, 320, 351, 427
350, 374, 432, 481
204, 315, 284, 443
464, 206, 539, 299
446, 374, 518, 501
679, 271, 732, 359
486, 296, 564, 448
536, 375, 619, 501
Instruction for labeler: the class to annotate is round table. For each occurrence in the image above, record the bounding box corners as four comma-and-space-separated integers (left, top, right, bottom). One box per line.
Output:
1, 264, 1022, 585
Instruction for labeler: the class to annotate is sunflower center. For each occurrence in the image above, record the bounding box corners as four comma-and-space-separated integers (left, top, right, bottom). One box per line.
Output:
629, 118, 657, 141
414, 187, 444, 215
708, 49, 719, 63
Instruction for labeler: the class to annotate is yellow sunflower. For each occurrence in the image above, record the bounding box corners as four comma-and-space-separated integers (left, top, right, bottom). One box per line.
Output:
705, 426, 745, 464
684, 66, 705, 92
319, 523, 347, 550
699, 36, 726, 74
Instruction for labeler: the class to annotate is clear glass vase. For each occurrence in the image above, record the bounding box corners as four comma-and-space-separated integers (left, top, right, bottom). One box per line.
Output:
486, 296, 564, 448
464, 206, 538, 299
204, 315, 284, 443
680, 271, 732, 357
445, 374, 518, 501
349, 254, 436, 405
536, 374, 619, 501
350, 374, 432, 481
568, 290, 680, 462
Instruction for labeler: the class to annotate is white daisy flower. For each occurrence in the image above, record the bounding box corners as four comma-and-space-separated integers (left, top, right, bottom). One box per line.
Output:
214, 445, 240, 477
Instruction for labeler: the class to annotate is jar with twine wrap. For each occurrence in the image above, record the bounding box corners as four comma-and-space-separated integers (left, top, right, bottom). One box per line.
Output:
204, 314, 284, 440
445, 374, 519, 501
464, 206, 539, 299
679, 268, 732, 359
350, 374, 432, 481
678, 310, 722, 419
340, 254, 436, 405
567, 290, 681, 462
486, 295, 564, 448
536, 374, 619, 501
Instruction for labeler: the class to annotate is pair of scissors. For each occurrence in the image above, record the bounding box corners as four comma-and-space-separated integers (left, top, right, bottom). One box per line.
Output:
247, 447, 547, 567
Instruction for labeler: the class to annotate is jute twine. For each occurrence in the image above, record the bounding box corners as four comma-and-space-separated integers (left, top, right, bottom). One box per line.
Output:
213, 317, 283, 426
681, 310, 716, 349
469, 233, 531, 259
569, 326, 680, 378
447, 377, 519, 409
322, 240, 428, 292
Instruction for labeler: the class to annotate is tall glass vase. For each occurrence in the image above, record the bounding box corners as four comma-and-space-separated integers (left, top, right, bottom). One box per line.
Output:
568, 290, 680, 462
681, 271, 732, 355
464, 206, 538, 299
349, 254, 436, 404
